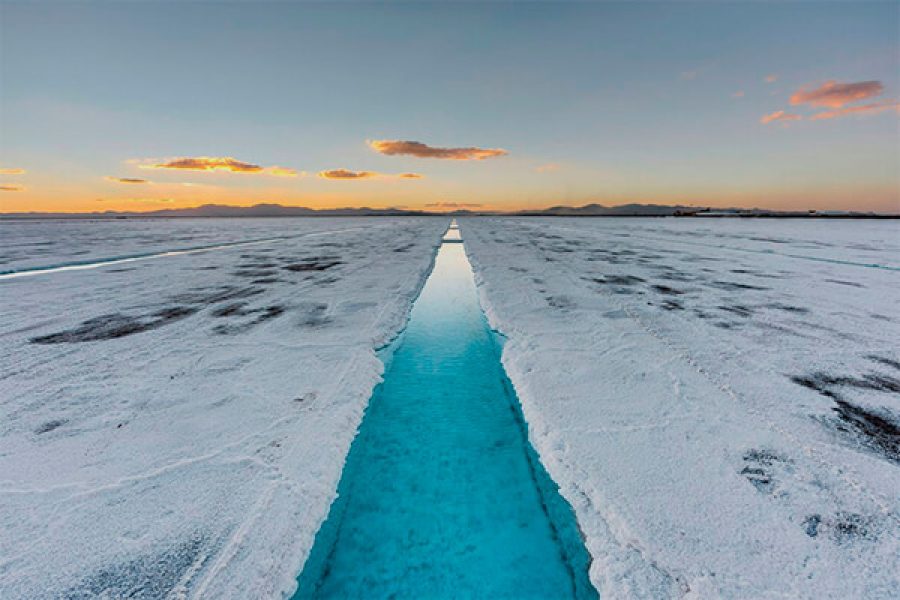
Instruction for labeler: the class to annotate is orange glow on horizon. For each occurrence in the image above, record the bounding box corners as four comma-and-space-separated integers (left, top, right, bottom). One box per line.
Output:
3, 183, 897, 215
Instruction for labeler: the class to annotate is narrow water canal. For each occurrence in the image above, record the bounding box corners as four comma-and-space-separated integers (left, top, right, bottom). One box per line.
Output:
294, 224, 596, 599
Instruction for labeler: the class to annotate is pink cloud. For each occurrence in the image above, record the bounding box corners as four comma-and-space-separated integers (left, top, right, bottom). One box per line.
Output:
790, 80, 884, 108
318, 169, 424, 180
760, 110, 802, 125
425, 202, 483, 208
809, 100, 900, 120
368, 140, 507, 160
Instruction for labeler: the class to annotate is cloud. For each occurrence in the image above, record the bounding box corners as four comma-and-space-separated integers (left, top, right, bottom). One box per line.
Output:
535, 163, 560, 173
732, 91, 745, 98
0, 185, 24, 191
809, 100, 900, 120
106, 176, 149, 184
790, 80, 884, 108
267, 166, 301, 177
318, 169, 424, 180
319, 169, 377, 179
139, 156, 299, 176
765, 74, 778, 83
425, 202, 483, 208
760, 110, 802, 124
0, 168, 25, 175
368, 140, 508, 160
96, 197, 175, 203
680, 70, 699, 81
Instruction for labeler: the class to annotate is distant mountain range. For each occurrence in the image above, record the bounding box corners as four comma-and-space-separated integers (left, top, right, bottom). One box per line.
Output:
0, 203, 428, 219
515, 203, 693, 216
2, 202, 895, 219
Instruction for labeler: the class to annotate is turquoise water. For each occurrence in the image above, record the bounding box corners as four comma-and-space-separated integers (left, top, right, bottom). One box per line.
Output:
293, 236, 596, 599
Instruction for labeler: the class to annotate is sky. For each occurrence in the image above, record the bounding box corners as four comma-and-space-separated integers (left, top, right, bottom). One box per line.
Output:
1, 1, 898, 213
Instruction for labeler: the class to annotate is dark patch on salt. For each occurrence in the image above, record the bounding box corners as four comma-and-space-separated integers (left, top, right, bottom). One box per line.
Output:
297, 303, 330, 327
867, 355, 900, 372
546, 295, 575, 310
803, 514, 821, 538
651, 284, 684, 296
172, 286, 264, 305
282, 260, 342, 272
719, 305, 753, 318
64, 535, 207, 599
590, 275, 645, 285
211, 303, 247, 318
791, 372, 900, 461
35, 419, 67, 434
709, 280, 770, 291
213, 304, 286, 334
823, 513, 877, 544
232, 269, 278, 279
739, 449, 790, 495
791, 372, 900, 397
832, 400, 900, 462
31, 306, 199, 344
767, 303, 810, 314
825, 278, 864, 288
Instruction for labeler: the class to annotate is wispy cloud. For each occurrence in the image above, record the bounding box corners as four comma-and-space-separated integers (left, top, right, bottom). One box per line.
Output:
809, 100, 900, 120
106, 176, 149, 184
790, 80, 883, 108
764, 74, 778, 83
368, 140, 508, 160
318, 169, 424, 180
0, 168, 25, 175
0, 185, 25, 191
425, 202, 483, 208
139, 156, 299, 177
762, 79, 898, 124
732, 91, 745, 98
268, 166, 301, 177
535, 163, 560, 173
96, 197, 175, 203
760, 110, 802, 125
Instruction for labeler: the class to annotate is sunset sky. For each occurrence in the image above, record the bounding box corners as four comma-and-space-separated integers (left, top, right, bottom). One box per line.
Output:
1, 2, 898, 213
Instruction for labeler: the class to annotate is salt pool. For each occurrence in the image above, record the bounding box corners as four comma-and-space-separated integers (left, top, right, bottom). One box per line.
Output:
293, 228, 596, 599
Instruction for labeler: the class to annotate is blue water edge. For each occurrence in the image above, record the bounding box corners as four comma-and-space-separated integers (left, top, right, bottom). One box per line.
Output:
293, 237, 597, 599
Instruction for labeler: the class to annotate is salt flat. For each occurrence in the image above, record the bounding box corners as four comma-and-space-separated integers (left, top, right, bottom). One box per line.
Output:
0, 217, 445, 598
2, 216, 897, 599
462, 217, 900, 598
